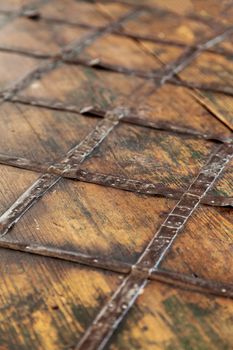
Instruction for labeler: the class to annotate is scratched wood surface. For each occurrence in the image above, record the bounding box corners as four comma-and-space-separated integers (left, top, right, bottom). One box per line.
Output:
0, 0, 232, 350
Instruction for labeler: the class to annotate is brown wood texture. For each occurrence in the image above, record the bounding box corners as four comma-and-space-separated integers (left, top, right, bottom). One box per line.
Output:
0, 248, 123, 350
109, 281, 233, 350
0, 0, 232, 349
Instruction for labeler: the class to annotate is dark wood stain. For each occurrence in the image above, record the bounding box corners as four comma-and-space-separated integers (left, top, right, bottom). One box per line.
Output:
0, 1, 232, 350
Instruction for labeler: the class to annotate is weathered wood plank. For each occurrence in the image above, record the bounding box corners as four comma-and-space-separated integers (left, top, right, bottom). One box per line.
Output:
38, 0, 131, 27
131, 82, 232, 141
121, 8, 214, 45
161, 205, 233, 284
179, 48, 233, 129
0, 17, 91, 55
189, 0, 233, 25
0, 52, 41, 91
193, 90, 233, 130
75, 143, 232, 350
81, 123, 217, 189
104, 0, 233, 25
0, 165, 38, 214
0, 1, 232, 349
0, 107, 127, 236
0, 178, 175, 264
0, 0, 36, 12
207, 158, 233, 198
0, 248, 123, 350
180, 51, 233, 89
19, 64, 146, 110
0, 102, 98, 163
108, 280, 233, 350
79, 35, 181, 72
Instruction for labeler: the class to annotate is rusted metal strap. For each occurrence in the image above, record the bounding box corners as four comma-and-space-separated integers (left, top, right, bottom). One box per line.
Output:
137, 29, 233, 135
0, 239, 131, 274
0, 173, 59, 236
151, 269, 233, 299
0, 43, 231, 99
7, 96, 232, 143
0, 108, 128, 236
75, 143, 233, 350
62, 57, 233, 97
0, 237, 231, 299
136, 143, 233, 270
61, 7, 140, 60
169, 77, 233, 97
114, 30, 233, 57
0, 44, 53, 59
3, 60, 61, 100
156, 26, 233, 86
137, 29, 233, 136
2, 6, 141, 99
0, 153, 232, 208
0, 24, 231, 62
19, 1, 232, 58
4, 50, 232, 95
0, 28, 231, 99
0, 7, 142, 235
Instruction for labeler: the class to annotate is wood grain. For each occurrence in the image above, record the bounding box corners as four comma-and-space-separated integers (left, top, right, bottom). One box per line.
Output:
39, 0, 131, 27
79, 34, 168, 72
194, 90, 233, 130
0, 165, 38, 214
208, 158, 233, 197
0, 52, 41, 92
0, 0, 232, 349
108, 281, 233, 350
0, 17, 91, 55
180, 52, 233, 89
131, 82, 232, 141
81, 123, 217, 189
161, 205, 233, 284
19, 64, 146, 110
0, 0, 35, 11
0, 248, 123, 350
179, 50, 233, 129
1, 178, 175, 264
121, 8, 214, 45
0, 102, 98, 163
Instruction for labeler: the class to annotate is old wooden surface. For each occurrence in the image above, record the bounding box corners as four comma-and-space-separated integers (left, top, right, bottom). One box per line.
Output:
0, 0, 232, 349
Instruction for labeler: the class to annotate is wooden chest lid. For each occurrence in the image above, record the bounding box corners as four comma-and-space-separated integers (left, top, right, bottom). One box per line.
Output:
0, 0, 232, 349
